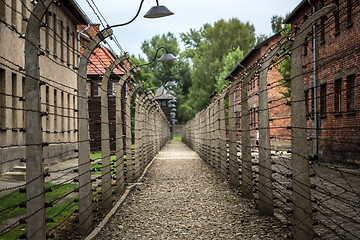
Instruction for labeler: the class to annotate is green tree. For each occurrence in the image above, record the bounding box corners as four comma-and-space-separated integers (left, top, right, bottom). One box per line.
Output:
136, 32, 192, 124
215, 47, 244, 92
181, 18, 256, 117
271, 15, 286, 33
273, 23, 291, 100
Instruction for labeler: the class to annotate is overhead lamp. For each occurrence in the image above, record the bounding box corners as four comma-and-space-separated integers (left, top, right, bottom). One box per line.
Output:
165, 81, 177, 87
169, 99, 177, 104
171, 108, 176, 112
144, 4, 174, 18
166, 89, 174, 95
105, 0, 174, 29
131, 46, 176, 72
169, 104, 176, 108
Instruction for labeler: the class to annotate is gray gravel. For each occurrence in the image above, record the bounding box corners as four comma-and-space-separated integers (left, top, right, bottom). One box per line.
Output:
94, 141, 290, 239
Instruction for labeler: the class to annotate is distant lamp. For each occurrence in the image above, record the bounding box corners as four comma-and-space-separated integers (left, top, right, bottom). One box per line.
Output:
169, 104, 176, 108
166, 89, 174, 95
169, 98, 177, 104
165, 81, 177, 87
171, 108, 176, 112
159, 53, 176, 62
132, 46, 176, 71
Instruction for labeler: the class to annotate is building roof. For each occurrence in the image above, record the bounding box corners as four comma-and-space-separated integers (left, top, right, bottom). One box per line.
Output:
154, 86, 175, 100
284, 0, 308, 24
225, 32, 281, 80
87, 46, 127, 76
61, 0, 90, 25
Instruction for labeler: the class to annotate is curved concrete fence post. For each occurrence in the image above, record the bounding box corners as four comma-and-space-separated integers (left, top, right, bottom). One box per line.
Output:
100, 54, 129, 209
240, 72, 256, 199
115, 70, 133, 195
290, 5, 336, 240
126, 82, 144, 182
219, 95, 228, 181
77, 28, 113, 234
25, 1, 54, 239
228, 85, 238, 187
258, 41, 292, 216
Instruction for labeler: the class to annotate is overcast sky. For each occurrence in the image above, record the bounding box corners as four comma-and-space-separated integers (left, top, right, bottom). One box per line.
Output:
75, 0, 301, 58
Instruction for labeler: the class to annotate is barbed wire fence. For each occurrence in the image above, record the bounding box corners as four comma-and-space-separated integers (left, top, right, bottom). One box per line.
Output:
0, 0, 170, 239
183, 3, 359, 240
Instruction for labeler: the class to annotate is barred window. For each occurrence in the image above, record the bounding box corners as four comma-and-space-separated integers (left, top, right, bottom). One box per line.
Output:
334, 79, 342, 113
346, 75, 355, 112
320, 84, 327, 116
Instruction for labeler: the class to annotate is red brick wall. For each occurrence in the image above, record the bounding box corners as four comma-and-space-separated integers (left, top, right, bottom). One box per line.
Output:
287, 0, 360, 164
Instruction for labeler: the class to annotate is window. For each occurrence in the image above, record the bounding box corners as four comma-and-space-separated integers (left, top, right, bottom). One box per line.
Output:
334, 79, 342, 113
0, 0, 5, 21
91, 81, 99, 96
12, 73, 17, 128
73, 96, 76, 130
320, 84, 327, 116
61, 92, 64, 131
21, 0, 26, 33
303, 39, 308, 56
347, 0, 353, 26
334, 0, 340, 34
305, 89, 309, 115
54, 89, 57, 129
66, 27, 70, 63
60, 20, 64, 60
0, 69, 5, 128
346, 75, 355, 112
22, 77, 25, 126
46, 86, 50, 129
11, 0, 16, 25
72, 32, 76, 67
67, 94, 70, 132
45, 12, 50, 50
320, 0, 325, 43
53, 14, 57, 56
108, 82, 115, 95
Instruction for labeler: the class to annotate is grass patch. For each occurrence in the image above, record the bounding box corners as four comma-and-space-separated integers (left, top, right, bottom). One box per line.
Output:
0, 183, 77, 239
172, 136, 182, 141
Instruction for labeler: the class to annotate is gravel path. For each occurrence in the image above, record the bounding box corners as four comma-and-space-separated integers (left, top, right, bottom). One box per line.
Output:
94, 141, 290, 239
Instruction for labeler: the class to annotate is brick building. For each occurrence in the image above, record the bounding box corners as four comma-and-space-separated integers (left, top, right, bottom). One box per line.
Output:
284, 0, 360, 164
226, 32, 291, 149
0, 0, 88, 175
79, 24, 130, 151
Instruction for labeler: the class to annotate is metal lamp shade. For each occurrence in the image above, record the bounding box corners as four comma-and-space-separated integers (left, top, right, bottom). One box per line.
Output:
169, 104, 176, 108
165, 81, 177, 87
171, 108, 176, 112
169, 99, 177, 104
144, 5, 174, 19
159, 53, 177, 62
166, 89, 174, 95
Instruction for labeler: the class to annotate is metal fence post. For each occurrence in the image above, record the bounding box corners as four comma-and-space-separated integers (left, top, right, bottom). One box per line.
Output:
290, 5, 336, 240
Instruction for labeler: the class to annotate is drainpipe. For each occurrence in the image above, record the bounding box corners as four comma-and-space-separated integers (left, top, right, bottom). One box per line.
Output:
77, 24, 90, 65
308, 0, 318, 156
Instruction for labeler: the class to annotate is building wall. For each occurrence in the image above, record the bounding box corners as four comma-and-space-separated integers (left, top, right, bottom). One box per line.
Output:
232, 34, 291, 149
0, 0, 83, 173
287, 0, 360, 164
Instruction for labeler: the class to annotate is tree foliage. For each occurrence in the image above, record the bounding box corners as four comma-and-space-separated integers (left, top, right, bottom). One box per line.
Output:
180, 18, 256, 117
